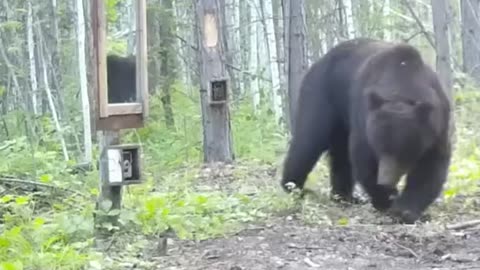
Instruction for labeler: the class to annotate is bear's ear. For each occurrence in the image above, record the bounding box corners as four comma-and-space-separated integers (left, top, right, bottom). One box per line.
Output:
366, 92, 385, 111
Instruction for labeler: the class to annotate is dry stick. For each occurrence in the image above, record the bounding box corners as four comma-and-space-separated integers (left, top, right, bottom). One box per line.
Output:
392, 241, 420, 259
446, 220, 480, 230
0, 176, 89, 199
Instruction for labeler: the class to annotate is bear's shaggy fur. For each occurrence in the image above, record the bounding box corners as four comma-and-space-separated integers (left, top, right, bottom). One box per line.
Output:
281, 38, 452, 223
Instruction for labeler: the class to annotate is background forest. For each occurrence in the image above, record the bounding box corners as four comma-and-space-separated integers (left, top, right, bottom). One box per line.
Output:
1, 0, 480, 269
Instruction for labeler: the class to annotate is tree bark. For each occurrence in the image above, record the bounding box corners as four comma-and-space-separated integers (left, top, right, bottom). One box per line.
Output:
431, 0, 453, 98
195, 0, 234, 163
76, 0, 92, 163
461, 0, 480, 84
284, 0, 308, 132
159, 0, 176, 128
431, 0, 455, 138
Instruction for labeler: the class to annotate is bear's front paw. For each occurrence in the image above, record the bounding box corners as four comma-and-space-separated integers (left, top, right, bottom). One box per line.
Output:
387, 204, 423, 224
283, 181, 297, 192
330, 192, 365, 205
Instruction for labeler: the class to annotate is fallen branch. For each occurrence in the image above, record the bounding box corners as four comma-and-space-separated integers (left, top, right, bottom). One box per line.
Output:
0, 176, 89, 199
446, 220, 480, 230
392, 241, 420, 259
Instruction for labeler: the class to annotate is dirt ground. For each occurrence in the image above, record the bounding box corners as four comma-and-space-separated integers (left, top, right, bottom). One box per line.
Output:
157, 216, 480, 270
108, 162, 480, 270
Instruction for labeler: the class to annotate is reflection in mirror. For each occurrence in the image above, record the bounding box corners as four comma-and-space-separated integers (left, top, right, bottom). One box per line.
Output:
105, 0, 137, 104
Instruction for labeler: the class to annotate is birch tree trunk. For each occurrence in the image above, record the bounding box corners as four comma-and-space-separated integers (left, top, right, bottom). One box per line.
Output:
383, 0, 392, 40
256, 1, 268, 104
76, 0, 92, 163
272, 0, 285, 88
27, 0, 39, 116
39, 39, 69, 161
461, 0, 480, 84
261, 0, 283, 125
250, 1, 260, 112
344, 0, 355, 39
238, 0, 250, 96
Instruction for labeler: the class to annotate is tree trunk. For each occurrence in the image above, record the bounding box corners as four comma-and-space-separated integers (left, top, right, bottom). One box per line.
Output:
431, 0, 453, 98
76, 0, 92, 163
431, 0, 454, 138
260, 0, 283, 125
159, 0, 176, 128
343, 0, 355, 39
195, 0, 234, 163
27, 0, 39, 116
238, 0, 251, 96
250, 1, 260, 112
221, 0, 240, 100
461, 0, 480, 84
284, 0, 308, 132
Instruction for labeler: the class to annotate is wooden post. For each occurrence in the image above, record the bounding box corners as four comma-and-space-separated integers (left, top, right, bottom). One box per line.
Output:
90, 0, 149, 237
94, 130, 122, 236
195, 0, 234, 163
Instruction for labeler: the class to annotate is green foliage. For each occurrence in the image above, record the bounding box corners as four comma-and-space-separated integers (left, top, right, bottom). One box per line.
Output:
117, 169, 296, 240
0, 193, 97, 270
106, 0, 120, 24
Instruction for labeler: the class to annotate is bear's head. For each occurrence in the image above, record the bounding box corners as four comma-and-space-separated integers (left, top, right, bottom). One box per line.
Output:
365, 91, 438, 187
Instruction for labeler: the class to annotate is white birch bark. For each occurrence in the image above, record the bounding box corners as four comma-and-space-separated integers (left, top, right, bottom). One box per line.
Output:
76, 0, 92, 163
40, 47, 69, 161
27, 1, 38, 115
250, 1, 260, 112
344, 0, 355, 39
263, 0, 283, 124
383, 0, 392, 40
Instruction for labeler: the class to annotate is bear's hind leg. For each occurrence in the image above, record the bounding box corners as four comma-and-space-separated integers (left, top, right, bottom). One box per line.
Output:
281, 92, 334, 192
329, 126, 357, 203
389, 146, 451, 223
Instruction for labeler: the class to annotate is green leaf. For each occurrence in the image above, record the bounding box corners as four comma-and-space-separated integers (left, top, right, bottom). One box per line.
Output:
337, 217, 349, 226
0, 195, 13, 203
99, 199, 113, 211
39, 174, 52, 183
0, 261, 23, 270
33, 217, 46, 228
14, 196, 29, 205
107, 209, 121, 216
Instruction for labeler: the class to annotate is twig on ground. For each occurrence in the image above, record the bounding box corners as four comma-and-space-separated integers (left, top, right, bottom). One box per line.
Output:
446, 220, 480, 230
303, 257, 321, 268
287, 243, 322, 250
392, 241, 420, 259
0, 176, 89, 199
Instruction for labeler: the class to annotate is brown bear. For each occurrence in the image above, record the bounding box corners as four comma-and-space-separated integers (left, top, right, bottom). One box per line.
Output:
281, 38, 452, 224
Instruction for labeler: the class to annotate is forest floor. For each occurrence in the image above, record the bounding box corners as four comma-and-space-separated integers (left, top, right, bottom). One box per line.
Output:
105, 161, 480, 270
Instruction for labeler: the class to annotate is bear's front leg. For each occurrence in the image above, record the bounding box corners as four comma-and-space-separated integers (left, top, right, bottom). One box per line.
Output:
388, 146, 451, 224
350, 134, 398, 211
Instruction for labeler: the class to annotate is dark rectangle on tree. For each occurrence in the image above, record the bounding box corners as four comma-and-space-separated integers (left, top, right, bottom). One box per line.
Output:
106, 54, 137, 103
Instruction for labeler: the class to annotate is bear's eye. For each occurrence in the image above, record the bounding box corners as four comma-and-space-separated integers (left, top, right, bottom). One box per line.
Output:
404, 99, 418, 106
